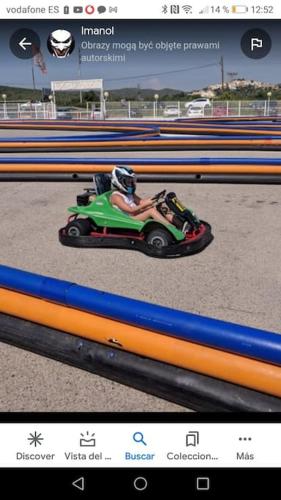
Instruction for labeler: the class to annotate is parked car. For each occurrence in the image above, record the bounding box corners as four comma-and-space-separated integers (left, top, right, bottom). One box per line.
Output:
20, 101, 43, 109
91, 110, 104, 120
19, 101, 44, 119
186, 105, 205, 117
268, 100, 279, 116
56, 107, 73, 119
213, 106, 227, 117
130, 108, 143, 118
163, 105, 180, 117
185, 98, 211, 109
249, 101, 265, 110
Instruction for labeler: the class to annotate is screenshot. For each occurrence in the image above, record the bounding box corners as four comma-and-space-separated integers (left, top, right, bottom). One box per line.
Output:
0, 0, 280, 496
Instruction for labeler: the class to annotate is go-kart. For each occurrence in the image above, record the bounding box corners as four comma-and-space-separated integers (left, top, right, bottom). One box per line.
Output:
59, 174, 213, 258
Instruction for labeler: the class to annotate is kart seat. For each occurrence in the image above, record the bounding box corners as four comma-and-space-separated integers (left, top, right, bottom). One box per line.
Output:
94, 173, 112, 195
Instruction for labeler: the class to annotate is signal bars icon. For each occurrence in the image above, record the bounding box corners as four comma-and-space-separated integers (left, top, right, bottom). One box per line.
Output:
199, 6, 210, 14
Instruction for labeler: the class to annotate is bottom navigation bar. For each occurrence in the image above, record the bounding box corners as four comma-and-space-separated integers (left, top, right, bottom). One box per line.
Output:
0, 468, 278, 497
0, 423, 279, 467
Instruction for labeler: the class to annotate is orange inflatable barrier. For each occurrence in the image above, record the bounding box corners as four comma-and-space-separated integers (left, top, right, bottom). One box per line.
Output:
1, 119, 281, 136
0, 139, 280, 149
1, 287, 281, 398
0, 163, 281, 174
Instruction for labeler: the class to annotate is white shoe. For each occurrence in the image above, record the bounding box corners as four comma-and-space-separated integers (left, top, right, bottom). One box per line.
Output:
182, 221, 189, 233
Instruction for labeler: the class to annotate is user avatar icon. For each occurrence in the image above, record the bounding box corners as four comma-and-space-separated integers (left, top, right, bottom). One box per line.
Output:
47, 29, 75, 58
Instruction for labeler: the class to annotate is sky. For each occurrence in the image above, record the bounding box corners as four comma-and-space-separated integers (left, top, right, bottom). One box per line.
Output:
1, 20, 281, 91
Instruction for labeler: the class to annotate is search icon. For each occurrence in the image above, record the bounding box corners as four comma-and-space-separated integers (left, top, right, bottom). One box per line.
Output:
133, 432, 147, 446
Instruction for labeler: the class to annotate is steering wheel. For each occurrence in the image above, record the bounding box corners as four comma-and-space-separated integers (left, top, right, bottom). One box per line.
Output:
151, 189, 166, 202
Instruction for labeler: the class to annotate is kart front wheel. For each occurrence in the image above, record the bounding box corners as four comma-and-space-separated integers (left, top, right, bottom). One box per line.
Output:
65, 219, 92, 237
146, 228, 173, 249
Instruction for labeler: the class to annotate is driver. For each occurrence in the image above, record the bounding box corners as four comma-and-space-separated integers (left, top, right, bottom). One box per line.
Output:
110, 166, 188, 230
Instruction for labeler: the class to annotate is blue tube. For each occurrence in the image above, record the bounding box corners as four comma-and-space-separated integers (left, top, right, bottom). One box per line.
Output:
0, 130, 159, 143
0, 264, 281, 365
1, 157, 281, 165
2, 133, 281, 143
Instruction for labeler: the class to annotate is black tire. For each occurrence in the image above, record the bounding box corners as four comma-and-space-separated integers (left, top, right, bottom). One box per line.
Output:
65, 219, 92, 237
146, 228, 174, 249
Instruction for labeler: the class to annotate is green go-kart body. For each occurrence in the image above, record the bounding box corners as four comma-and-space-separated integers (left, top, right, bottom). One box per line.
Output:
59, 176, 213, 258
67, 190, 186, 241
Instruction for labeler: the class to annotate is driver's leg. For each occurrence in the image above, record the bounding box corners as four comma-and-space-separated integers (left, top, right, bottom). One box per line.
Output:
133, 207, 170, 225
134, 207, 188, 232
163, 210, 188, 231
158, 205, 182, 227
156, 203, 176, 224
164, 213, 174, 224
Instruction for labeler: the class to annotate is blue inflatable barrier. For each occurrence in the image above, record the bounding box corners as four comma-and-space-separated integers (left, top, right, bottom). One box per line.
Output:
2, 134, 281, 143
1, 157, 281, 165
0, 264, 280, 365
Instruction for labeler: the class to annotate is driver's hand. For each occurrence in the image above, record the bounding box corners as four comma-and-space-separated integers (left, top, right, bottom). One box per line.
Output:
139, 197, 155, 208
143, 197, 155, 205
156, 194, 165, 202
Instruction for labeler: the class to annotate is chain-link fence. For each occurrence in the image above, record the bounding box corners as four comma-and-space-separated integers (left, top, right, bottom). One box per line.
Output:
0, 99, 279, 120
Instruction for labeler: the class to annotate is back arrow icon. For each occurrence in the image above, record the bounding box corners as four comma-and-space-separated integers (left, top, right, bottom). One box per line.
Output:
72, 477, 85, 491
19, 37, 32, 51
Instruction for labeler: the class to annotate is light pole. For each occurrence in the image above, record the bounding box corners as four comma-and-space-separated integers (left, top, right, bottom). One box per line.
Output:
154, 93, 159, 119
78, 48, 82, 105
48, 94, 56, 119
2, 94, 7, 120
103, 91, 109, 119
267, 91, 272, 116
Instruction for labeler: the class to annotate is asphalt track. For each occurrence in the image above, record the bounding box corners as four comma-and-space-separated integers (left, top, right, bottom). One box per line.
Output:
0, 176, 281, 410
0, 129, 281, 411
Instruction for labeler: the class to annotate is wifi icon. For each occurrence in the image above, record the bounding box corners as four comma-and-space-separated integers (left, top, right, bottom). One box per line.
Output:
182, 5, 192, 14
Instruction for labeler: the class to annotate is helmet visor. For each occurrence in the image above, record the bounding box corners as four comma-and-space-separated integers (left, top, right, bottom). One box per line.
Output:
124, 177, 136, 188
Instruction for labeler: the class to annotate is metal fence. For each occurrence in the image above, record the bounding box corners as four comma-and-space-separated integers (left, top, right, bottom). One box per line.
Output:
0, 102, 91, 120
89, 100, 280, 120
0, 102, 54, 120
0, 100, 280, 120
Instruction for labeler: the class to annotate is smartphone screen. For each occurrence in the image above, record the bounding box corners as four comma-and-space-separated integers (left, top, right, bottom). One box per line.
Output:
0, 0, 280, 496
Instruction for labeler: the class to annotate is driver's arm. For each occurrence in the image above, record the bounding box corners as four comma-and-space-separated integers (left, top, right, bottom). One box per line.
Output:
111, 193, 142, 215
134, 194, 154, 208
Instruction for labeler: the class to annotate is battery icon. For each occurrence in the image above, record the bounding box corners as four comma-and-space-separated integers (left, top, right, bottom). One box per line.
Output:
64, 6, 70, 14
232, 5, 248, 13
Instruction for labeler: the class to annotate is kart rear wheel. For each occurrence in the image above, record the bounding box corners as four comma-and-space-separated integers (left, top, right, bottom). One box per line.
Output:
146, 228, 173, 249
65, 219, 92, 237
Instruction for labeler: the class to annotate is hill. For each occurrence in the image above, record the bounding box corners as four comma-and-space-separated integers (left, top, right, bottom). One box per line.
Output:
0, 85, 187, 105
2, 84, 281, 106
